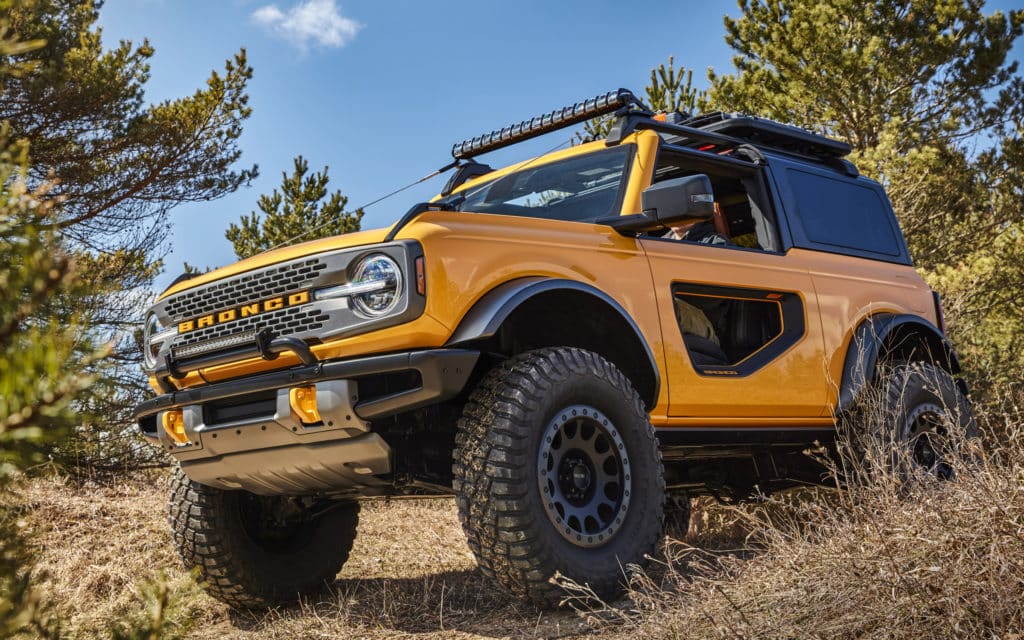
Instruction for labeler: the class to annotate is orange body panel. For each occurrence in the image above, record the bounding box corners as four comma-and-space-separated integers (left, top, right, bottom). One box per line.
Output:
641, 240, 827, 418
803, 250, 936, 414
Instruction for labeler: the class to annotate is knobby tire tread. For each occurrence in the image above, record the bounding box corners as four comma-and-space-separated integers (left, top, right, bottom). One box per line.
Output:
452, 347, 664, 606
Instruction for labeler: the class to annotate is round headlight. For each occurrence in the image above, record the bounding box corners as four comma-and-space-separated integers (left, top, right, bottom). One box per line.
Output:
142, 312, 164, 369
351, 254, 402, 318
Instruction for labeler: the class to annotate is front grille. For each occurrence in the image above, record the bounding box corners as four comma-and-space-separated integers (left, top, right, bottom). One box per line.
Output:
164, 258, 328, 320
175, 306, 330, 347
146, 242, 421, 374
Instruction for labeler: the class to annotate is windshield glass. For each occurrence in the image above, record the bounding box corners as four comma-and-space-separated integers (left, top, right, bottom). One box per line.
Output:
448, 145, 632, 223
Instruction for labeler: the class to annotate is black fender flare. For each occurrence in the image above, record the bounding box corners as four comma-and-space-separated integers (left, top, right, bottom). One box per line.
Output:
837, 313, 963, 414
445, 277, 661, 409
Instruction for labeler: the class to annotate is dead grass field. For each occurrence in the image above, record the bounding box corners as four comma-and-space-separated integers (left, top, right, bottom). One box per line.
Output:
14, 475, 602, 639
12, 416, 1024, 639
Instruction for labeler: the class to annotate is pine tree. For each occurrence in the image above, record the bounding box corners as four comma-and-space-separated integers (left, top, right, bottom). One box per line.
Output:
0, 9, 94, 630
579, 56, 707, 142
226, 155, 363, 259
0, 0, 259, 471
646, 56, 702, 114
706, 0, 1024, 397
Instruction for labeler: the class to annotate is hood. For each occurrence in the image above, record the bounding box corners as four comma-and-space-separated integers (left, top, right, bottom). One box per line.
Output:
158, 226, 392, 300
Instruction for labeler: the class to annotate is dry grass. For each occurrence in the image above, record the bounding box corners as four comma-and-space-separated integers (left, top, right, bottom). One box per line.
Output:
584, 424, 1024, 638
12, 406, 1024, 638
13, 475, 594, 639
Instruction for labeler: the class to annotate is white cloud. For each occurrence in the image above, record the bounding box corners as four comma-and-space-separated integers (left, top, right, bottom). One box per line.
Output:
252, 0, 361, 50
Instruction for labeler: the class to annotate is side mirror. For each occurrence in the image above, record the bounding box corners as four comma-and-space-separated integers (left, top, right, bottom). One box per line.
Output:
641, 174, 715, 225
598, 174, 715, 234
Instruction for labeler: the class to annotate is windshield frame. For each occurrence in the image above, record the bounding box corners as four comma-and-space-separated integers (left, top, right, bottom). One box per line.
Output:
441, 144, 636, 224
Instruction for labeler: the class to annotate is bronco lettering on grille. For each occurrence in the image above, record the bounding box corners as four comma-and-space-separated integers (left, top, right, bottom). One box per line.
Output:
177, 291, 311, 334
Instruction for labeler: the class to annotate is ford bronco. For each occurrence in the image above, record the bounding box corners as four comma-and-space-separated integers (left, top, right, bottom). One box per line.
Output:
134, 89, 974, 608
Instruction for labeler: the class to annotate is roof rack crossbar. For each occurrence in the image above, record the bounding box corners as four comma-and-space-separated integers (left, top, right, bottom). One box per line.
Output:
451, 88, 644, 160
607, 115, 753, 151
613, 116, 857, 175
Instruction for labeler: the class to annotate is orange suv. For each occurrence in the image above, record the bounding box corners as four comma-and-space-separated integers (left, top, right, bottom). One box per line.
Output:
135, 89, 974, 608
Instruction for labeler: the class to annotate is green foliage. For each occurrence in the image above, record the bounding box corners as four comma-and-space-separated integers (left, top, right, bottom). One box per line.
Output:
646, 56, 703, 114
226, 155, 363, 259
0, 5, 216, 636
0, 0, 259, 473
2, 0, 258, 247
707, 0, 1024, 397
579, 56, 706, 142
709, 0, 1023, 148
0, 130, 92, 638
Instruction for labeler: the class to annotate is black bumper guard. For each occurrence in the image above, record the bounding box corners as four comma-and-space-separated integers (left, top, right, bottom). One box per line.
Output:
136, 348, 480, 431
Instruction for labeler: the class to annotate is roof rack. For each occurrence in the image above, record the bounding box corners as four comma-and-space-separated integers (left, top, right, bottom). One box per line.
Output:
450, 89, 856, 174
608, 110, 858, 175
678, 112, 851, 158
451, 88, 646, 160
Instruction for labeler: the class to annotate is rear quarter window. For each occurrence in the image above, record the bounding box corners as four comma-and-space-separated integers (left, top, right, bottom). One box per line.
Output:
787, 168, 901, 256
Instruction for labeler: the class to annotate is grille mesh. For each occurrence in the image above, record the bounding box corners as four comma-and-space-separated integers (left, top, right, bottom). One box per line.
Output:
175, 307, 330, 347
164, 258, 327, 320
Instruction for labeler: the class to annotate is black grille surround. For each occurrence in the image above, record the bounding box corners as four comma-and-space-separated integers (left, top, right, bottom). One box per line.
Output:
144, 241, 428, 378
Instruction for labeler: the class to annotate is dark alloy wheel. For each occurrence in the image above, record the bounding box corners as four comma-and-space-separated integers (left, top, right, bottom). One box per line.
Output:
453, 347, 664, 607
864, 361, 977, 481
168, 466, 360, 609
904, 402, 956, 479
538, 404, 631, 548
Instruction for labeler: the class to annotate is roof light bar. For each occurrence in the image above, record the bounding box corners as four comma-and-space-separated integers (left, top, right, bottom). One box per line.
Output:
451, 88, 643, 160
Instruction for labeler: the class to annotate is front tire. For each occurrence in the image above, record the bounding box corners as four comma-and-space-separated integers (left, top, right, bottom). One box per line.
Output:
452, 348, 664, 606
168, 466, 360, 609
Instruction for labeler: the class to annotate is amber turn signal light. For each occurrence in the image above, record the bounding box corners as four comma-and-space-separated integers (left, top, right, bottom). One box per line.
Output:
289, 386, 322, 424
162, 409, 188, 445
415, 256, 426, 295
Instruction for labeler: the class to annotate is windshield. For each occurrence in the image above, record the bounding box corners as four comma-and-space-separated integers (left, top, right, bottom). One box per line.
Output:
447, 145, 633, 223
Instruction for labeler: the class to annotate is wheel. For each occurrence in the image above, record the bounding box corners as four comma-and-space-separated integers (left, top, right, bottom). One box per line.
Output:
168, 466, 360, 609
860, 361, 977, 480
452, 347, 664, 606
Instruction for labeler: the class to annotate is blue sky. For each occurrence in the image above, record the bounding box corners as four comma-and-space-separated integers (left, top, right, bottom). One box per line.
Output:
97, 0, 1023, 290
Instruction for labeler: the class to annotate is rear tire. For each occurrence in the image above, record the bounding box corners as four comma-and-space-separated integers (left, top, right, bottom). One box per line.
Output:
860, 361, 977, 480
453, 347, 664, 607
168, 466, 359, 609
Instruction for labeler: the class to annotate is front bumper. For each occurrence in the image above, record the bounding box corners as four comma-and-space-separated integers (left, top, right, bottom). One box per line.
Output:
135, 348, 479, 495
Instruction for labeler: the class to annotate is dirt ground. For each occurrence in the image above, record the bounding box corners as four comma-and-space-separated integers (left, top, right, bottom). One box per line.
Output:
15, 474, 617, 639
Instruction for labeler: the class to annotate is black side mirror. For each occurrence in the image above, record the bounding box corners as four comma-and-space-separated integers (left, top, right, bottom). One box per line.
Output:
598, 174, 715, 234
641, 174, 715, 225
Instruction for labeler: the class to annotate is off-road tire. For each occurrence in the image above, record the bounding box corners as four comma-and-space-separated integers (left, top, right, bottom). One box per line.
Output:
860, 361, 977, 480
168, 466, 360, 609
452, 347, 664, 607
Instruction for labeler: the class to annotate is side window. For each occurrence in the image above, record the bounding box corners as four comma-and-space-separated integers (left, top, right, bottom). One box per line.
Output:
787, 169, 901, 256
651, 149, 780, 252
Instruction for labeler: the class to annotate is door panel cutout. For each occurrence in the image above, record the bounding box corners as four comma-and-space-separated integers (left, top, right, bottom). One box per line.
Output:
672, 283, 805, 377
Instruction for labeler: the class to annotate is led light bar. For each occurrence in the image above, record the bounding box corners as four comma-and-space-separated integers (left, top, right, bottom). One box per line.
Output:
172, 329, 259, 360
451, 88, 643, 160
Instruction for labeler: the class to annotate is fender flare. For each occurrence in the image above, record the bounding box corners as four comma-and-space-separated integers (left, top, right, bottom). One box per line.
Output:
837, 313, 963, 414
445, 277, 661, 409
